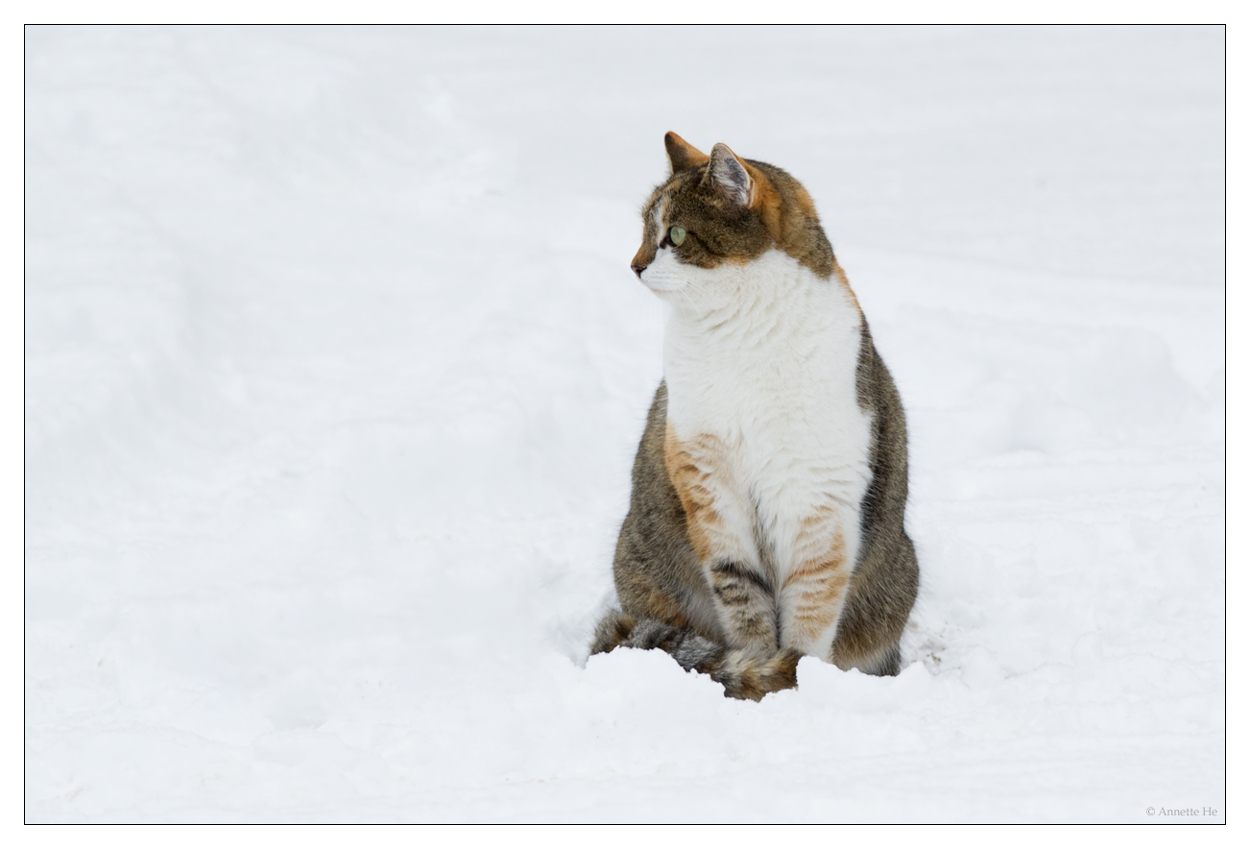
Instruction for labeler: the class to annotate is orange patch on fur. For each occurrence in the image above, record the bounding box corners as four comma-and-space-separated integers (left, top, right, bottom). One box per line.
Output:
665, 131, 710, 172
663, 423, 729, 563
793, 569, 849, 604
791, 184, 819, 219
782, 526, 850, 642
742, 161, 784, 241
798, 505, 837, 532
831, 258, 862, 315
786, 525, 846, 580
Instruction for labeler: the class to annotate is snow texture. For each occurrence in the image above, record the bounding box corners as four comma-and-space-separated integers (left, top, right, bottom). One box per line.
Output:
25, 26, 1224, 823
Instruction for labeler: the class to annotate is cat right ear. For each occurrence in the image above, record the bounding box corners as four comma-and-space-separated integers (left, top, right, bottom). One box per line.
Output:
705, 143, 754, 208
665, 131, 709, 173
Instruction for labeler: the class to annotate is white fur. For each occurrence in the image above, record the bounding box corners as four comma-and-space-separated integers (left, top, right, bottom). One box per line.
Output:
650, 202, 666, 249
641, 247, 872, 657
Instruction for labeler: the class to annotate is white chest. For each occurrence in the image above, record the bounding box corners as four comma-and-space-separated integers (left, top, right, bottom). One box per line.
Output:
662, 251, 873, 526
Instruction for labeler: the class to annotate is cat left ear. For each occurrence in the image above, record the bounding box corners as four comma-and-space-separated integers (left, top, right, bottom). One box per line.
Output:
706, 143, 753, 207
665, 131, 709, 173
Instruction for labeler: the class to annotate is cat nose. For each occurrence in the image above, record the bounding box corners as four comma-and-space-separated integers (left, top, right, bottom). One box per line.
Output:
631, 264, 646, 279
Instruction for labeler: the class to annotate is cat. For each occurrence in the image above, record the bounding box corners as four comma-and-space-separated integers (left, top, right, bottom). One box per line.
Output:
590, 132, 919, 701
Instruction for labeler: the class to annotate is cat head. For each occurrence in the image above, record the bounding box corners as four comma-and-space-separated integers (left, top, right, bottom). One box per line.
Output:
631, 132, 835, 301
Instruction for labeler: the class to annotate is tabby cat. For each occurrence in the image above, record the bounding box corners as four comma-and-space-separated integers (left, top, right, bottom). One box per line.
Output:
590, 133, 919, 700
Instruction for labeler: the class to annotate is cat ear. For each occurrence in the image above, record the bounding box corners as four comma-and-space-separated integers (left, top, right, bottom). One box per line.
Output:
705, 143, 753, 207
664, 131, 709, 173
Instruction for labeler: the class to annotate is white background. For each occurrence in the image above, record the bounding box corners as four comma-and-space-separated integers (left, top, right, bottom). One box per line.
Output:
23, 24, 1226, 823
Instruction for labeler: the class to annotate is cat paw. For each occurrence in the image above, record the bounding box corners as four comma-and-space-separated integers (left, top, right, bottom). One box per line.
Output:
589, 609, 636, 655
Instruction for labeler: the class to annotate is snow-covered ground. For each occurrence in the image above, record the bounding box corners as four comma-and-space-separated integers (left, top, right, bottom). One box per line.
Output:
24, 26, 1224, 822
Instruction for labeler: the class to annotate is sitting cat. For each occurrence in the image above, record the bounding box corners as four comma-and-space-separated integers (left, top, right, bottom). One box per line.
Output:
591, 132, 919, 700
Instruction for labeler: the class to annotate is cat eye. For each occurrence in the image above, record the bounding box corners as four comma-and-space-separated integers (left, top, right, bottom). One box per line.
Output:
668, 226, 686, 247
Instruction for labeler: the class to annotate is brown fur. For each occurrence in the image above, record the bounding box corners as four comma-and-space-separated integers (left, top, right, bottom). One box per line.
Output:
664, 131, 709, 171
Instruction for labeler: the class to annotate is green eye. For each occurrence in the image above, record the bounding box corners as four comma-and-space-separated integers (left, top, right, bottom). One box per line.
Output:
669, 225, 686, 246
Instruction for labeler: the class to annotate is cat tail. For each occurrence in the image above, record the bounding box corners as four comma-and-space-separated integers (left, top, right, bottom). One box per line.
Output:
590, 609, 802, 702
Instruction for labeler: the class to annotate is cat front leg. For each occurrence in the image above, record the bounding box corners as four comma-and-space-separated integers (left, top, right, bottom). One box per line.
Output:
664, 425, 778, 655
775, 505, 859, 659
704, 558, 778, 654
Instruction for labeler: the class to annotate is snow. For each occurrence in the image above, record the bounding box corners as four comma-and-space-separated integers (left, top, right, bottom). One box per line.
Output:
24, 25, 1224, 822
